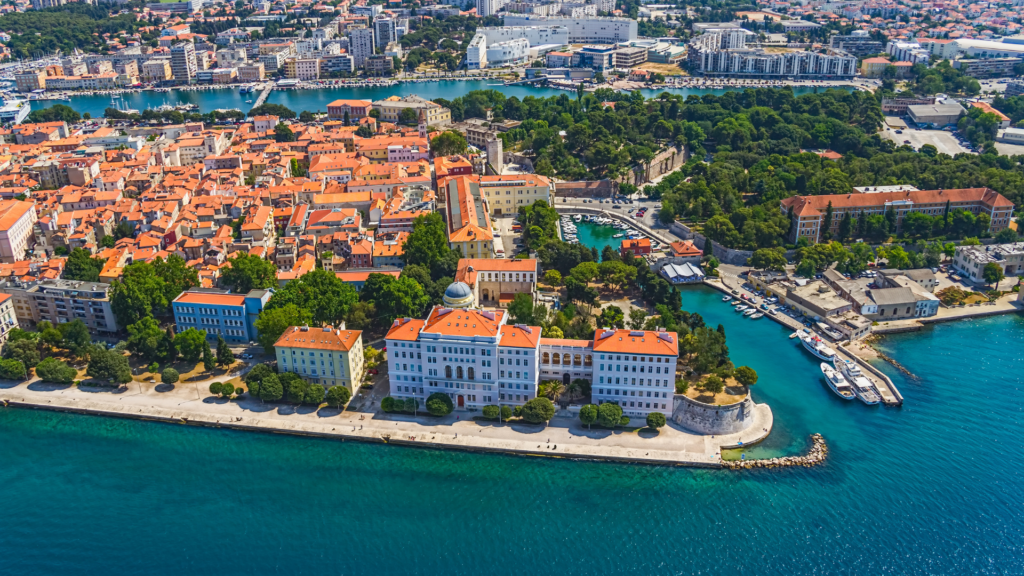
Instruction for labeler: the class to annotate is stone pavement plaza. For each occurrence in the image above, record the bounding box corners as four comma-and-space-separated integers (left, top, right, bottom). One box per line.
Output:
0, 377, 772, 467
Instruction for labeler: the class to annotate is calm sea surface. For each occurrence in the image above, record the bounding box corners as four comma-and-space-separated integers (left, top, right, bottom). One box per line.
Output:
2, 285, 1022, 575
32, 80, 843, 117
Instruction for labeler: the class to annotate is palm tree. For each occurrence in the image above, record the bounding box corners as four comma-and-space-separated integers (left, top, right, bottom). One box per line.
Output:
544, 381, 565, 403
564, 380, 584, 404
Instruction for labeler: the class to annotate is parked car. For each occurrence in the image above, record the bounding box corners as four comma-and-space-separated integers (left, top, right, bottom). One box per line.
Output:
368, 369, 379, 375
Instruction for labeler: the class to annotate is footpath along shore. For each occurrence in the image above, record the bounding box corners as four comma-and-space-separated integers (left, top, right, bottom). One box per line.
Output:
0, 377, 779, 468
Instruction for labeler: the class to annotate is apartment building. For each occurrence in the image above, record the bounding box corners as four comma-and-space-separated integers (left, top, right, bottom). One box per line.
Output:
284, 57, 321, 80
780, 188, 1014, 244
385, 305, 540, 410
275, 325, 365, 391
952, 242, 1024, 283
0, 292, 18, 347
829, 31, 883, 57
143, 59, 173, 83
0, 200, 38, 263
171, 289, 272, 343
238, 62, 266, 81
348, 27, 375, 67
0, 279, 118, 334
501, 15, 638, 43
952, 57, 1022, 78
170, 43, 198, 84
15, 70, 46, 93
443, 176, 495, 259
689, 31, 857, 77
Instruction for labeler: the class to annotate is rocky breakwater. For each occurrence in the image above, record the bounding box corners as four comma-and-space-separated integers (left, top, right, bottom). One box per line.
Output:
722, 434, 828, 470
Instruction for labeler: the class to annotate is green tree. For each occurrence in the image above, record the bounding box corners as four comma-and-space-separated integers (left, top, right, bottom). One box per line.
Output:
399, 107, 418, 125
0, 358, 27, 380
215, 336, 234, 367
598, 402, 623, 427
161, 326, 178, 363
264, 269, 359, 328
747, 248, 788, 271
381, 396, 395, 412
521, 397, 555, 424
151, 255, 200, 304
735, 365, 758, 386
994, 228, 1019, 243
483, 405, 499, 419
4, 338, 40, 368
110, 262, 167, 327
254, 304, 313, 353
426, 392, 454, 416
544, 269, 562, 287
26, 104, 80, 124
304, 383, 325, 405
598, 305, 625, 329
701, 374, 725, 395
401, 213, 452, 270
126, 317, 164, 361
258, 373, 284, 402
274, 123, 296, 142
202, 340, 215, 371
325, 385, 351, 408
360, 274, 430, 323
161, 367, 179, 384
175, 328, 207, 363
86, 348, 132, 385
579, 404, 598, 429
983, 262, 1005, 288
430, 130, 469, 156
646, 411, 666, 430
58, 320, 91, 357
35, 357, 76, 384
220, 253, 278, 293
247, 103, 296, 118
63, 248, 105, 282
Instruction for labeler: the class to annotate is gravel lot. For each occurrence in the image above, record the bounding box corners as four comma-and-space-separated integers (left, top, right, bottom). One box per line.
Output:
881, 126, 974, 156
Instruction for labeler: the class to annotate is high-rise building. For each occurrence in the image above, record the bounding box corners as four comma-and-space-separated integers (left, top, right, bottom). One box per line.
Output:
476, 0, 505, 17
349, 27, 375, 67
170, 43, 198, 84
374, 18, 397, 49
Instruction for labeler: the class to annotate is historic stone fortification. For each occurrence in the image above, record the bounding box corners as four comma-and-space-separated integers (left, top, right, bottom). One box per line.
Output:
671, 392, 759, 435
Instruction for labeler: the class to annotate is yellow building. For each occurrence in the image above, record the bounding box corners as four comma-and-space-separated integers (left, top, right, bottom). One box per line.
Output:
860, 56, 891, 78
477, 174, 553, 216
274, 325, 365, 391
371, 95, 452, 126
443, 176, 494, 259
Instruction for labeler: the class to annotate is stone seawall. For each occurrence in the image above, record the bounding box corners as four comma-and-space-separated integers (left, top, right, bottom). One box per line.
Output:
722, 434, 828, 470
672, 392, 758, 435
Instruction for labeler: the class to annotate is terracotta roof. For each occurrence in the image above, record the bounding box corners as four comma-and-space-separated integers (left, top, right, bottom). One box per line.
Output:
592, 329, 679, 356
421, 306, 504, 338
780, 188, 1013, 216
174, 292, 245, 306
274, 325, 362, 352
499, 324, 541, 348
385, 317, 425, 341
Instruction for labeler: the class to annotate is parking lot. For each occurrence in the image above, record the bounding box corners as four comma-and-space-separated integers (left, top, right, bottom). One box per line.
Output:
881, 126, 974, 156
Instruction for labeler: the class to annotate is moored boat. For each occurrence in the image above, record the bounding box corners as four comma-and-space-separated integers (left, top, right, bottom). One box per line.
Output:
820, 362, 856, 400
834, 359, 881, 405
798, 333, 837, 361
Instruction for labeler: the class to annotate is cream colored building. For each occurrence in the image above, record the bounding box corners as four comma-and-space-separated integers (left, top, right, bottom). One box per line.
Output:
372, 95, 452, 126
454, 258, 538, 306
284, 57, 321, 80
142, 59, 173, 83
477, 174, 553, 216
238, 63, 265, 81
274, 325, 365, 391
0, 200, 37, 263
0, 293, 19, 347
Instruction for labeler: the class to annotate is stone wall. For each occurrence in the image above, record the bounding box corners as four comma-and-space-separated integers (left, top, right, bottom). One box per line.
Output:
555, 180, 616, 198
668, 221, 795, 266
671, 392, 758, 435
630, 145, 688, 186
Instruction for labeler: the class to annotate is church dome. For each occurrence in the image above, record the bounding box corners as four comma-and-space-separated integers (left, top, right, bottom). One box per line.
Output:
443, 281, 474, 308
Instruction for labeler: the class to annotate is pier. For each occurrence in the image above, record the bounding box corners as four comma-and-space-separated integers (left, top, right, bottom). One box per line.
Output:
251, 83, 273, 109
835, 344, 903, 406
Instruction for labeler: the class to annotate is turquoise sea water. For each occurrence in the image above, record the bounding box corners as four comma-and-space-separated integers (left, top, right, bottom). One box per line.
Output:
2, 286, 1023, 574
573, 221, 623, 256
32, 81, 844, 117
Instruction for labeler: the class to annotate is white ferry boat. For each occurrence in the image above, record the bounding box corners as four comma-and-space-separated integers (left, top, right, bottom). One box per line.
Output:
820, 363, 856, 400
798, 333, 837, 361
834, 359, 881, 405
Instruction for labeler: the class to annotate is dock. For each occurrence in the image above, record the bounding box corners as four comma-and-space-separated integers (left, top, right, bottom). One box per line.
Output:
251, 83, 273, 109
836, 344, 903, 406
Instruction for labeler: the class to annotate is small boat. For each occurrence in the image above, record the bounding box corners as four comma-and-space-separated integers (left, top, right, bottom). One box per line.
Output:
245, 99, 253, 103
612, 233, 624, 238
722, 295, 732, 302
789, 331, 801, 339
798, 333, 837, 361
735, 305, 748, 312
743, 309, 756, 317
750, 313, 764, 319
820, 362, 856, 400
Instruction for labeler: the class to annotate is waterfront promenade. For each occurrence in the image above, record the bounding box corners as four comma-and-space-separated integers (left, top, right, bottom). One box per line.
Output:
0, 377, 772, 467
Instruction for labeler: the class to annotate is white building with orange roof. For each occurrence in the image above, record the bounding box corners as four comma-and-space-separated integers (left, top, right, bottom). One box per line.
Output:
275, 324, 365, 391
443, 176, 494, 259
385, 302, 541, 410
0, 200, 38, 263
590, 328, 679, 419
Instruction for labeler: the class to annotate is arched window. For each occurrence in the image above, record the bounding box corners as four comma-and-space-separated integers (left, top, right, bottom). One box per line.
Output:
542, 352, 550, 364
552, 353, 561, 365
562, 353, 571, 365
445, 365, 452, 378
468, 367, 475, 380
584, 355, 593, 367
574, 354, 582, 366
456, 366, 464, 379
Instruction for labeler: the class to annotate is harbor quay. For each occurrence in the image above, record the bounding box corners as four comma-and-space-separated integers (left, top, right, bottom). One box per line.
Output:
0, 375, 773, 468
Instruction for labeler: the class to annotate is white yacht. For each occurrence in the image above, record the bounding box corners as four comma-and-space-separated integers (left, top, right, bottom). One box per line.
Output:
798, 333, 837, 362
820, 363, 856, 400
572, 214, 582, 222
743, 308, 756, 317
834, 359, 881, 405
735, 305, 748, 312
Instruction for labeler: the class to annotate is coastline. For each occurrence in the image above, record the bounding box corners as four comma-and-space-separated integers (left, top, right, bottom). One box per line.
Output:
0, 379, 773, 468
